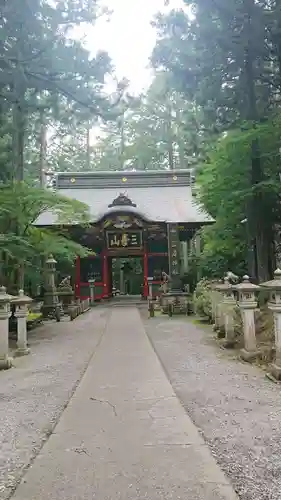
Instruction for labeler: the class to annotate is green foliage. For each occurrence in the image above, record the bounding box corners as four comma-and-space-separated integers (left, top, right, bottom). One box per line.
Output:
152, 1, 275, 127
78, 72, 202, 172
197, 117, 281, 277
193, 278, 212, 319
0, 0, 130, 291
151, 0, 281, 279
0, 0, 124, 182
0, 182, 91, 291
0, 0, 113, 109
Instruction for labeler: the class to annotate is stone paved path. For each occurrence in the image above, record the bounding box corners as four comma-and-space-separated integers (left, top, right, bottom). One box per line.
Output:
144, 317, 281, 500
0, 308, 108, 499
8, 307, 237, 500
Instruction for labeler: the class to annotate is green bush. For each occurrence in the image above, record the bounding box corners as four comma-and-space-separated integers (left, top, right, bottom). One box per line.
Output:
193, 278, 212, 320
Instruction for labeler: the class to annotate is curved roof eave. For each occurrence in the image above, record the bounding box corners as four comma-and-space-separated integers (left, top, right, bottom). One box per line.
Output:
94, 206, 165, 224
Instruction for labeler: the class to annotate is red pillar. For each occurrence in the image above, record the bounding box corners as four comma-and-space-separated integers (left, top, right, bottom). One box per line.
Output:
102, 251, 109, 298
143, 247, 148, 298
75, 256, 81, 299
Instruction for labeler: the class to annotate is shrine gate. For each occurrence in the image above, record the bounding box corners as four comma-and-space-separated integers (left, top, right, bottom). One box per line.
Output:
37, 170, 212, 299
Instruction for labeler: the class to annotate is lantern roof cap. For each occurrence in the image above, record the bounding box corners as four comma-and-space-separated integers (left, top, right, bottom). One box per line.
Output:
0, 286, 14, 302
235, 275, 261, 291
215, 276, 232, 291
46, 254, 57, 264
261, 269, 281, 290
11, 289, 33, 304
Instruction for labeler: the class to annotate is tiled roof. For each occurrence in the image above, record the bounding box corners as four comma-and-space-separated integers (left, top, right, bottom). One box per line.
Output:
36, 170, 213, 225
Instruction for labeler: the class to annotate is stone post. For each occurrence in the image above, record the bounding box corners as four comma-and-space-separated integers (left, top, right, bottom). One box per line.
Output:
12, 290, 33, 356
214, 281, 226, 338
211, 281, 221, 331
261, 269, 281, 380
148, 277, 153, 300
235, 276, 260, 361
167, 295, 174, 317
216, 277, 237, 348
147, 277, 154, 317
88, 278, 96, 306
42, 255, 60, 321
0, 286, 13, 370
210, 281, 216, 325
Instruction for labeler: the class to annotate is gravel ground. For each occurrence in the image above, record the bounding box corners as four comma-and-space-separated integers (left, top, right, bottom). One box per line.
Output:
0, 308, 108, 499
144, 316, 281, 500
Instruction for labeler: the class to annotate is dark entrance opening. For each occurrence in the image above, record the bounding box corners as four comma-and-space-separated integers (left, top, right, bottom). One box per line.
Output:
109, 256, 144, 296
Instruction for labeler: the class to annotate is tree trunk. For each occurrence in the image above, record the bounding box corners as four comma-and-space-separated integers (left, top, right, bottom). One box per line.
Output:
86, 120, 91, 170
243, 0, 272, 281
273, 0, 281, 90
39, 111, 47, 187
166, 104, 174, 170
12, 93, 25, 182
116, 115, 125, 170
17, 262, 25, 291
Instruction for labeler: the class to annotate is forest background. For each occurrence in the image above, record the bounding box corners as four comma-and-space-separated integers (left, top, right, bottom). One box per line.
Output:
1, 0, 281, 291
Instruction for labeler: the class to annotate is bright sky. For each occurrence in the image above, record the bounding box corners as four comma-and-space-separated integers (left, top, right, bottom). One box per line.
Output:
82, 0, 186, 94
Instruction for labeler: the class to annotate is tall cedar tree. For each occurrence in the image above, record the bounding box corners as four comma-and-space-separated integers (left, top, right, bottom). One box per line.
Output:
152, 0, 281, 280
0, 0, 116, 181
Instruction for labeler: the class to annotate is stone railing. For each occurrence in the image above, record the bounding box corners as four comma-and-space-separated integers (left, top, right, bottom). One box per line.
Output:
209, 270, 281, 381
69, 298, 90, 321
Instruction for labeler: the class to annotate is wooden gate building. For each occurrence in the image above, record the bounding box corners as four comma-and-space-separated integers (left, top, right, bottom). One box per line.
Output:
37, 170, 212, 299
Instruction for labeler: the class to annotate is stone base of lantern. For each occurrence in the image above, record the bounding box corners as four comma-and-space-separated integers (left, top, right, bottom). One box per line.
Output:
269, 362, 281, 380
221, 338, 236, 349
41, 303, 61, 322
217, 328, 225, 339
14, 347, 30, 357
240, 347, 261, 362
0, 355, 13, 370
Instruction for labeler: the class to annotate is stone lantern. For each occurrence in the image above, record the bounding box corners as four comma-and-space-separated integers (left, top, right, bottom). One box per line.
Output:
12, 290, 33, 356
147, 277, 153, 300
235, 276, 260, 361
42, 254, 60, 321
215, 276, 237, 348
88, 278, 96, 306
261, 269, 281, 380
0, 286, 13, 369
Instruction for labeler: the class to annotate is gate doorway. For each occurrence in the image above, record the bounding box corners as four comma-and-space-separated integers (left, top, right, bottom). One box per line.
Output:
109, 257, 144, 296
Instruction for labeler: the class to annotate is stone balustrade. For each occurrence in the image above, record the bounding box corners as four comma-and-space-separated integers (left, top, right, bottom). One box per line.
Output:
69, 298, 90, 321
